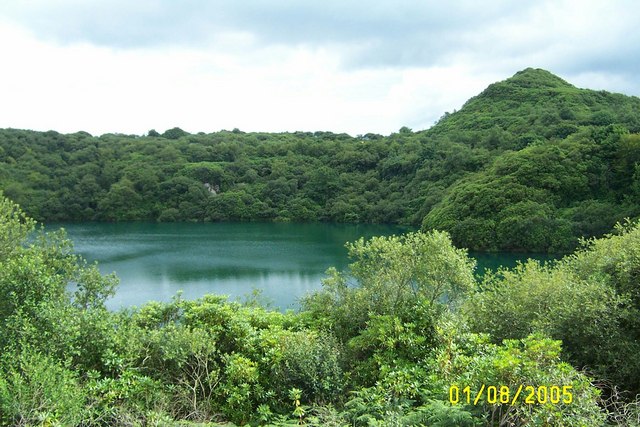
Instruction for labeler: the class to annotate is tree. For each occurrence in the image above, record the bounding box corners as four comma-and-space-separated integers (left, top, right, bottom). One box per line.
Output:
97, 177, 145, 220
0, 192, 35, 260
303, 230, 476, 384
430, 328, 606, 427
466, 221, 640, 395
0, 193, 117, 358
162, 127, 189, 140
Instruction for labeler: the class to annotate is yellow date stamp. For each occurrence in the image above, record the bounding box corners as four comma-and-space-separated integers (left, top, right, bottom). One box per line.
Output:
449, 385, 573, 405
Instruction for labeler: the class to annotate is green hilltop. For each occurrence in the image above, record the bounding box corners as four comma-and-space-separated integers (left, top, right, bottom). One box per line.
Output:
427, 67, 639, 141
421, 68, 640, 251
1, 68, 640, 252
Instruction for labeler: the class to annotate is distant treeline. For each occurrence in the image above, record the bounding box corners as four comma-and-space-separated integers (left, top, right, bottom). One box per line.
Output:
2, 68, 640, 252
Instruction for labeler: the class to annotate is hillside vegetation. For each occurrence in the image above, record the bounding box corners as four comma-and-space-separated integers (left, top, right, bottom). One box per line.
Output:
1, 68, 640, 252
5, 194, 640, 425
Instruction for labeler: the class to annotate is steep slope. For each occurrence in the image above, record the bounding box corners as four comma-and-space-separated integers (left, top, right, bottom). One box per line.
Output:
419, 69, 640, 251
425, 67, 640, 147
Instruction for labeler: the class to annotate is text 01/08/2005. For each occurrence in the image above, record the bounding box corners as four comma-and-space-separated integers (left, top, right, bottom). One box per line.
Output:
449, 385, 573, 406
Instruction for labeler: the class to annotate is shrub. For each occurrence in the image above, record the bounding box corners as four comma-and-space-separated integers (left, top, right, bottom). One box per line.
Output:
0, 348, 85, 426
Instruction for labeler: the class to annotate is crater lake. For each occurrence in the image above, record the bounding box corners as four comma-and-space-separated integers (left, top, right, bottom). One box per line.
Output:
50, 222, 554, 310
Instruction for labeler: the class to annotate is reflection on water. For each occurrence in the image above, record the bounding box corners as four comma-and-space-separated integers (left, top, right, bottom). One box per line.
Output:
470, 251, 558, 277
53, 222, 413, 310
52, 222, 558, 310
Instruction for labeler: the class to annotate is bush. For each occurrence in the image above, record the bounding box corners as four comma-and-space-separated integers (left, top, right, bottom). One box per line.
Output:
429, 325, 606, 427
85, 369, 170, 425
466, 221, 640, 395
0, 348, 85, 426
303, 231, 476, 345
259, 329, 344, 407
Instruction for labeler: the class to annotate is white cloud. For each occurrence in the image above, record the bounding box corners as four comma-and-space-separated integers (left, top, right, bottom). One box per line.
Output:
0, 21, 490, 136
0, 0, 639, 136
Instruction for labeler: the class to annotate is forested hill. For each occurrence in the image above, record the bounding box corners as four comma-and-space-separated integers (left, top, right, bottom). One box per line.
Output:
1, 67, 640, 252
421, 68, 640, 251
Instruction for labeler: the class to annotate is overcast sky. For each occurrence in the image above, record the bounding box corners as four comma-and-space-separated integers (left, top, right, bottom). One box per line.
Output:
0, 0, 639, 136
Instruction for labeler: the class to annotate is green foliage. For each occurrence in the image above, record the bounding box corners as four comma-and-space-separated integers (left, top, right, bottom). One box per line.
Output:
73, 262, 119, 310
85, 369, 170, 425
347, 231, 476, 308
219, 354, 262, 424
422, 130, 630, 252
0, 201, 118, 377
561, 221, 640, 392
0, 347, 85, 426
97, 177, 146, 220
259, 329, 344, 406
430, 326, 606, 427
303, 231, 475, 351
418, 400, 479, 427
289, 387, 306, 423
303, 230, 478, 399
1, 183, 636, 425
466, 221, 640, 395
162, 127, 189, 140
0, 192, 35, 259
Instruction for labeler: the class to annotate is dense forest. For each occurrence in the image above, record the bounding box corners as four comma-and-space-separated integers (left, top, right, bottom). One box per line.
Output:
2, 195, 640, 425
2, 68, 640, 252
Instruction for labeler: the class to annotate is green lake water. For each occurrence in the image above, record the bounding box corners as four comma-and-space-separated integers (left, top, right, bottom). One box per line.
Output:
51, 222, 556, 310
